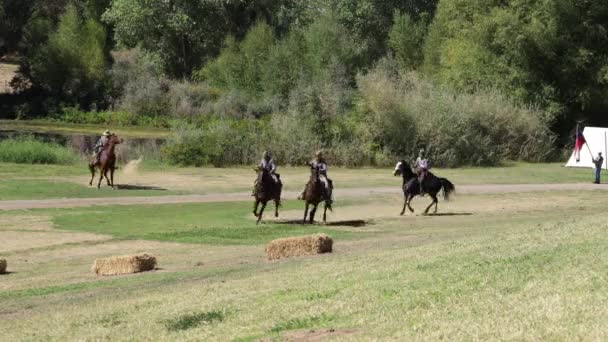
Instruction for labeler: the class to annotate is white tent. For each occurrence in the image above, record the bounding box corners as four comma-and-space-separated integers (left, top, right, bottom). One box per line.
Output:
565, 126, 608, 168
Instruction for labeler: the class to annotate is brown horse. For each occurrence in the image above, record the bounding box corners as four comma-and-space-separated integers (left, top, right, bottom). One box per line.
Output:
88, 134, 122, 189
302, 165, 332, 224
252, 167, 282, 224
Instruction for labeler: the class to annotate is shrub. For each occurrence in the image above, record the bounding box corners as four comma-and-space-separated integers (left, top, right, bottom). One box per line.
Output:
357, 58, 556, 166
0, 137, 78, 164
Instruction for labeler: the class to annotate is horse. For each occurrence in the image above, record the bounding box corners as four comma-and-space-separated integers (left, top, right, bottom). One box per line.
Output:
302, 165, 332, 224
393, 160, 455, 215
252, 167, 282, 224
88, 134, 122, 189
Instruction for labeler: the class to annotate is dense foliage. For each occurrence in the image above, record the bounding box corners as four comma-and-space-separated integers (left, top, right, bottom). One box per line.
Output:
1, 0, 606, 166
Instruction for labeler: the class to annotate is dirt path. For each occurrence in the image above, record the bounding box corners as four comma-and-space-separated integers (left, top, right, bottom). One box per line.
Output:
0, 183, 606, 210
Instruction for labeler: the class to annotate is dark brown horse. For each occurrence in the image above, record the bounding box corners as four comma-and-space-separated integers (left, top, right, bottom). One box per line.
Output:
252, 167, 282, 224
302, 165, 332, 224
393, 160, 455, 215
89, 134, 122, 189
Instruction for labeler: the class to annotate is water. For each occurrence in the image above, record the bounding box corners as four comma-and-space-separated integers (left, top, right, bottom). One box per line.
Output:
0, 129, 166, 161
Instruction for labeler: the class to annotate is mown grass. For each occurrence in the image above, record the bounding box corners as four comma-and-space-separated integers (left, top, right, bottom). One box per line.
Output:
0, 119, 171, 138
0, 137, 78, 164
51, 200, 363, 245
2, 198, 608, 340
0, 179, 184, 200
2, 190, 608, 340
0, 161, 599, 202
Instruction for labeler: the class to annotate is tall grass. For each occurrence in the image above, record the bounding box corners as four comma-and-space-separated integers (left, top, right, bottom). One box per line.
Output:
0, 137, 78, 164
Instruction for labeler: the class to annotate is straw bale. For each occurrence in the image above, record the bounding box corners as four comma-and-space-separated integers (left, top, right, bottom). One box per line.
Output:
265, 234, 333, 260
0, 259, 6, 274
92, 253, 156, 276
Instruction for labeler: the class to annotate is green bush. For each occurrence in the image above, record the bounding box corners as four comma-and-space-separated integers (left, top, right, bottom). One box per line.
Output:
0, 138, 78, 164
357, 58, 556, 166
56, 107, 171, 128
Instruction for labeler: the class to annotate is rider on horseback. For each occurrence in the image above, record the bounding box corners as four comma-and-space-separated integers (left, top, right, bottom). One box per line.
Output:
415, 148, 430, 196
252, 151, 279, 195
93, 130, 112, 165
299, 150, 333, 201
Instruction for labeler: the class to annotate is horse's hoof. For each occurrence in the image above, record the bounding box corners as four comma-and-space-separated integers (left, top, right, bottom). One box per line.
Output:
400, 212, 405, 216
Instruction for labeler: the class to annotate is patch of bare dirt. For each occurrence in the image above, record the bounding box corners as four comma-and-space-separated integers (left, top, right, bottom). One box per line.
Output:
0, 215, 54, 231
0, 231, 111, 253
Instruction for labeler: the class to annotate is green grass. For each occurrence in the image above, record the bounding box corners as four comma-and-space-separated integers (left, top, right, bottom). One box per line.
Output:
0, 179, 181, 200
51, 200, 362, 245
3, 192, 608, 340
163, 310, 226, 332
0, 137, 77, 164
0, 119, 171, 138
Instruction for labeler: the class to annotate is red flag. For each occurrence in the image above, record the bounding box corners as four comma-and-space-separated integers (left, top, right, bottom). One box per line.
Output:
574, 124, 586, 162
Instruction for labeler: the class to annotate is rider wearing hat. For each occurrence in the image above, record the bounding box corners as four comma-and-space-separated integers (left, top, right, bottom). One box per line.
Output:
93, 130, 112, 164
299, 150, 333, 201
414, 148, 429, 195
252, 151, 278, 195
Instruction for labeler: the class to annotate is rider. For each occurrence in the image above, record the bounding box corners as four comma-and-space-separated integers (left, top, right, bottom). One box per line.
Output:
299, 150, 333, 201
252, 151, 279, 195
414, 148, 429, 196
93, 130, 112, 164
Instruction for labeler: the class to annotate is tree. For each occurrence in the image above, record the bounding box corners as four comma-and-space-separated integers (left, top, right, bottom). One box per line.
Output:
423, 0, 608, 136
103, 0, 228, 78
388, 11, 428, 70
29, 4, 107, 106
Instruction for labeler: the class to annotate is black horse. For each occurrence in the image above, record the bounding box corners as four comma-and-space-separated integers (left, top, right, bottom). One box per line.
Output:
393, 160, 455, 215
252, 167, 282, 224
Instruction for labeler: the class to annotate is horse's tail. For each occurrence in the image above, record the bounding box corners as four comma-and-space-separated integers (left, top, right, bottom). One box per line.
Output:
439, 178, 455, 200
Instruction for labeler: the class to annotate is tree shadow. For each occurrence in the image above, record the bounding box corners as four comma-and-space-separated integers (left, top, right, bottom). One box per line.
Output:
114, 184, 167, 191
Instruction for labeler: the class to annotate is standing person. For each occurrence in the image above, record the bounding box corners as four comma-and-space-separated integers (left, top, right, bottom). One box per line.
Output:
92, 130, 112, 165
593, 152, 604, 184
414, 148, 429, 195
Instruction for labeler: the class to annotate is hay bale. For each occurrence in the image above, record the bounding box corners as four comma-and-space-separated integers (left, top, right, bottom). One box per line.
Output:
92, 253, 156, 276
265, 234, 333, 260
0, 259, 6, 274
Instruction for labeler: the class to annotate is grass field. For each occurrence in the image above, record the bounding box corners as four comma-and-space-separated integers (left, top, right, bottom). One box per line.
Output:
0, 119, 171, 138
0, 161, 600, 201
1, 188, 608, 340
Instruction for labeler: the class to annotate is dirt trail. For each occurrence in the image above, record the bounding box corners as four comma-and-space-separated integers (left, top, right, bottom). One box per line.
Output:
0, 183, 606, 210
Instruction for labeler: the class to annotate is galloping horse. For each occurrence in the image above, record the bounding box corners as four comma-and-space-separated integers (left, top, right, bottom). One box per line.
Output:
88, 134, 122, 189
393, 160, 455, 215
302, 165, 332, 224
252, 167, 282, 224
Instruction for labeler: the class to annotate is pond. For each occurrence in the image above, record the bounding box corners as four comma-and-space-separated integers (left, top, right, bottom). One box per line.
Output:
0, 129, 166, 161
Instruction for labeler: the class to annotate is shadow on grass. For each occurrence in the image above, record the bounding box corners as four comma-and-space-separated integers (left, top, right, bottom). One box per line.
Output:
274, 219, 369, 227
114, 184, 167, 191
425, 212, 473, 217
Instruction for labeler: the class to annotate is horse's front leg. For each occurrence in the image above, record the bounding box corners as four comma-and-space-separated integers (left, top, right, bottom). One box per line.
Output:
322, 202, 328, 223
303, 202, 309, 224
253, 200, 260, 217
310, 203, 318, 224
274, 199, 280, 218
407, 195, 415, 213
110, 167, 115, 188
400, 194, 407, 216
97, 169, 104, 189
104, 169, 111, 186
256, 201, 267, 225
89, 166, 95, 186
